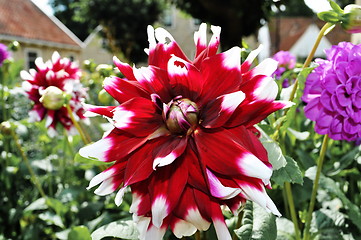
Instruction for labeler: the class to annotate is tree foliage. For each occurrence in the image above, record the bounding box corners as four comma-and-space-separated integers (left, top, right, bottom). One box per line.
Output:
171, 0, 275, 50
75, 0, 165, 63
51, 0, 165, 63
49, 0, 95, 41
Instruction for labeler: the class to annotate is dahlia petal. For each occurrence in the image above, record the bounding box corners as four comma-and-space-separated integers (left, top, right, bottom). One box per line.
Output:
133, 66, 172, 101
20, 70, 33, 81
94, 177, 120, 196
151, 195, 169, 227
208, 25, 221, 56
45, 110, 54, 128
206, 169, 242, 199
249, 58, 278, 77
103, 76, 148, 103
304, 98, 322, 121
130, 192, 143, 214
115, 187, 126, 206
171, 217, 197, 238
200, 47, 242, 102
201, 90, 246, 128
134, 216, 151, 240
113, 56, 136, 80
195, 128, 271, 182
194, 23, 207, 57
241, 75, 279, 101
147, 25, 156, 52
213, 218, 232, 240
79, 130, 148, 162
185, 207, 211, 231
239, 182, 281, 216
144, 223, 167, 240
84, 104, 116, 118
35, 57, 46, 70
152, 136, 187, 169
167, 55, 203, 99
241, 44, 263, 72
147, 26, 190, 69
225, 100, 292, 128
112, 97, 162, 136
87, 167, 117, 190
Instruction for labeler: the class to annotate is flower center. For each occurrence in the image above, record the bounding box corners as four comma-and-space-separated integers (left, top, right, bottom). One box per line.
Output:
164, 97, 199, 135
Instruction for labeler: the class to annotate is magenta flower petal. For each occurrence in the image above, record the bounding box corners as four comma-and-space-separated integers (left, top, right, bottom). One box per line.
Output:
80, 23, 291, 239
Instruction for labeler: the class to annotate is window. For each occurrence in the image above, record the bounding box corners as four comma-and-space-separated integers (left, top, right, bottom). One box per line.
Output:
162, 8, 174, 28
25, 49, 40, 70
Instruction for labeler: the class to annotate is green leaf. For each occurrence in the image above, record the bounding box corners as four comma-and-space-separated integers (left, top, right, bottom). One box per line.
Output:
328, 0, 343, 14
91, 220, 139, 240
317, 11, 341, 23
276, 217, 296, 240
46, 197, 69, 217
23, 198, 47, 212
38, 212, 65, 228
305, 168, 361, 232
257, 126, 286, 170
310, 209, 344, 239
68, 226, 92, 240
235, 201, 277, 240
272, 156, 303, 186
74, 152, 111, 168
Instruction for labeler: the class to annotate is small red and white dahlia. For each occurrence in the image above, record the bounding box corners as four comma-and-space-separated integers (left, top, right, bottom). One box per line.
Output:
21, 52, 88, 136
80, 23, 290, 239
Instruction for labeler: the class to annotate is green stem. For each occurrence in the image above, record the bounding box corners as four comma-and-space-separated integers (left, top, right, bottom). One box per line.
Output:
272, 22, 334, 141
11, 129, 47, 199
285, 182, 301, 240
65, 104, 90, 145
303, 135, 330, 240
195, 231, 201, 240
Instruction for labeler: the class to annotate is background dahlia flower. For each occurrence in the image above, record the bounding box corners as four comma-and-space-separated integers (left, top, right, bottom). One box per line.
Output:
272, 50, 296, 78
80, 23, 291, 239
0, 43, 10, 66
21, 52, 88, 137
302, 42, 361, 141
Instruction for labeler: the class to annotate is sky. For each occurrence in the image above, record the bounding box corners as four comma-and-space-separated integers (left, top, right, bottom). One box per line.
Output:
32, 0, 53, 15
32, 0, 332, 16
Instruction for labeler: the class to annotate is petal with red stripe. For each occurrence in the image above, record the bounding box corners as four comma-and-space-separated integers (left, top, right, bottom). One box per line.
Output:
199, 47, 242, 103
194, 128, 272, 182
112, 97, 163, 137
79, 129, 148, 162
201, 90, 246, 128
103, 76, 148, 104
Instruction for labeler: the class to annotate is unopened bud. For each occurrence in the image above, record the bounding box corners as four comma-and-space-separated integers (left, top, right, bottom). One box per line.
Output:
342, 4, 361, 33
0, 121, 12, 135
39, 86, 66, 110
165, 98, 199, 135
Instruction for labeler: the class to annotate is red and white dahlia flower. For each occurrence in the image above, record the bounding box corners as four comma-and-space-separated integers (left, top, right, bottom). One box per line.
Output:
80, 23, 291, 239
21, 52, 88, 137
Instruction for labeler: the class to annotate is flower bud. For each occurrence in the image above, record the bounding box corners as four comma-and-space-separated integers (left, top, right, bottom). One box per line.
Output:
165, 98, 199, 135
39, 86, 66, 110
0, 121, 12, 135
98, 89, 113, 104
342, 4, 361, 33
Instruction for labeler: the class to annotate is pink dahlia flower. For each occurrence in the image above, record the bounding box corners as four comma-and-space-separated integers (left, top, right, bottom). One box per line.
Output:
302, 42, 361, 141
0, 43, 10, 66
80, 23, 291, 239
21, 52, 88, 137
272, 50, 296, 78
